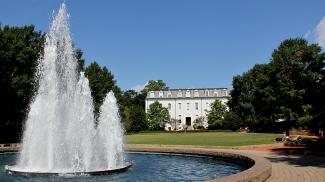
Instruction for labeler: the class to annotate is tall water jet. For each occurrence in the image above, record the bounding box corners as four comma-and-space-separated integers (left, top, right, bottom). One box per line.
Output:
6, 3, 129, 175
96, 91, 125, 170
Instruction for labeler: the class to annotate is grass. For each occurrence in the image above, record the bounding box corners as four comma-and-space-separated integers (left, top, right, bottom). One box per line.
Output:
126, 131, 282, 147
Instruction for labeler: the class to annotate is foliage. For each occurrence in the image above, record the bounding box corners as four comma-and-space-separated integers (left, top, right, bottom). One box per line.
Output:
121, 90, 147, 133
207, 100, 227, 129
122, 79, 169, 132
0, 25, 44, 142
166, 118, 181, 131
123, 105, 147, 133
0, 24, 133, 142
141, 80, 169, 94
193, 116, 207, 130
75, 49, 85, 73
223, 112, 243, 131
146, 101, 170, 130
228, 38, 325, 132
85, 62, 122, 117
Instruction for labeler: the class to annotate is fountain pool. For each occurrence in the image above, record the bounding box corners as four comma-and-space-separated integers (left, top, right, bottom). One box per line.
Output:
1, 152, 247, 181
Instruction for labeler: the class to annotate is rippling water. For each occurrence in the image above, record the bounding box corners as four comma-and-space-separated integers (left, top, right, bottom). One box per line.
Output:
0, 152, 247, 182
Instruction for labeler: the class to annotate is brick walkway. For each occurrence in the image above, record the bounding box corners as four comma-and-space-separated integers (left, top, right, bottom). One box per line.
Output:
240, 150, 325, 182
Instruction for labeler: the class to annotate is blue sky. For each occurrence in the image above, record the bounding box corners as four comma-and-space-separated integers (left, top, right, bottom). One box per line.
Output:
1, 0, 325, 91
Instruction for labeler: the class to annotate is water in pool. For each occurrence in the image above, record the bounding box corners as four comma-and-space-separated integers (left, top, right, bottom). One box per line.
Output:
0, 152, 246, 182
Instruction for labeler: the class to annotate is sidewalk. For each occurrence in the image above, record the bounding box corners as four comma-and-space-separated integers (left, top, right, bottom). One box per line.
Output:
238, 148, 325, 182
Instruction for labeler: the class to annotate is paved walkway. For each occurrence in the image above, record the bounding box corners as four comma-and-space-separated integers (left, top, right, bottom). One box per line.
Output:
238, 149, 325, 182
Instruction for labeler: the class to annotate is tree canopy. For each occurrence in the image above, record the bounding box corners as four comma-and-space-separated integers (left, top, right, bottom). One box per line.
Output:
207, 100, 227, 129
146, 101, 170, 130
141, 80, 169, 94
228, 38, 325, 132
0, 25, 44, 142
85, 62, 122, 117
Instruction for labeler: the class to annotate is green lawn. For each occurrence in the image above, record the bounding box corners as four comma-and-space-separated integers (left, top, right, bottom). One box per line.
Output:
126, 131, 282, 147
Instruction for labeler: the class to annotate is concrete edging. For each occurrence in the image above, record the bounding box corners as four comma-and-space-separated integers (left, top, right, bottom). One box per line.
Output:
127, 145, 272, 182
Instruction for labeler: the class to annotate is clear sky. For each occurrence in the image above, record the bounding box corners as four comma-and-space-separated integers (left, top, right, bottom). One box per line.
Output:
1, 0, 325, 90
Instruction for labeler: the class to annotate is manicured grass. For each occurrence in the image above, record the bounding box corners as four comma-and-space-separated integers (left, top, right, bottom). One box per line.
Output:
126, 131, 282, 147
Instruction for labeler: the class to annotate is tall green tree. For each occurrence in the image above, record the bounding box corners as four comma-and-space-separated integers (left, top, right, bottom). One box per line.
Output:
207, 100, 227, 129
229, 38, 325, 132
146, 101, 170, 130
121, 90, 148, 132
85, 62, 122, 117
0, 25, 44, 142
270, 38, 324, 132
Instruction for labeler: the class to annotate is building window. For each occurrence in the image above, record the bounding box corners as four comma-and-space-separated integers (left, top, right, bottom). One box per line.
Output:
168, 103, 171, 110
214, 89, 219, 97
178, 103, 181, 110
195, 102, 198, 110
150, 91, 155, 98
187, 103, 190, 111
205, 90, 209, 97
177, 90, 182, 97
178, 115, 182, 121
167, 91, 172, 98
186, 90, 191, 97
159, 91, 163, 98
194, 90, 199, 97
223, 89, 227, 96
206, 102, 209, 109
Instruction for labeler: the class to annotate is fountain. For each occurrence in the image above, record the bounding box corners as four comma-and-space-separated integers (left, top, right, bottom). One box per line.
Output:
5, 3, 130, 176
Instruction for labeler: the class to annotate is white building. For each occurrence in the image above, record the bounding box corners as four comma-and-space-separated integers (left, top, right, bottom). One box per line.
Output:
145, 88, 230, 130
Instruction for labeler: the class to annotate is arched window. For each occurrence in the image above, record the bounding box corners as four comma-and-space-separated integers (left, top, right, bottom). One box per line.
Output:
222, 89, 227, 96
159, 91, 163, 98
194, 90, 199, 97
150, 91, 155, 98
214, 89, 219, 97
205, 90, 209, 97
177, 90, 182, 97
167, 91, 172, 98
186, 90, 191, 97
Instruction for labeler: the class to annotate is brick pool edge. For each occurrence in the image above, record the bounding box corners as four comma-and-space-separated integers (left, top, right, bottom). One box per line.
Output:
127, 145, 272, 182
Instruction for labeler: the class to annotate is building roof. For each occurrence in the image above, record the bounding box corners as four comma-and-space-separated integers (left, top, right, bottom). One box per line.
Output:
146, 88, 230, 99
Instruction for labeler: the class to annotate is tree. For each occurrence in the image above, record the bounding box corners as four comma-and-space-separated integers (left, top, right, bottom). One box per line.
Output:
85, 62, 122, 117
207, 100, 227, 129
193, 116, 207, 130
228, 64, 277, 131
123, 105, 147, 133
141, 80, 169, 94
269, 38, 324, 132
75, 49, 85, 73
228, 38, 325, 133
0, 25, 44, 142
121, 90, 148, 132
146, 101, 170, 130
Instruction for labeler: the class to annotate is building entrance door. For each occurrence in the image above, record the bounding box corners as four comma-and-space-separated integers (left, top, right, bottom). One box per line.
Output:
186, 117, 191, 126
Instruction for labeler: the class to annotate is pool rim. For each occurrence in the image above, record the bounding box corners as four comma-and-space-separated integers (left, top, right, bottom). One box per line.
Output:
127, 145, 272, 182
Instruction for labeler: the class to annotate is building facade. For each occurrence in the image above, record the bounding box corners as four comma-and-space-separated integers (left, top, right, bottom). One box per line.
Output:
145, 88, 230, 130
